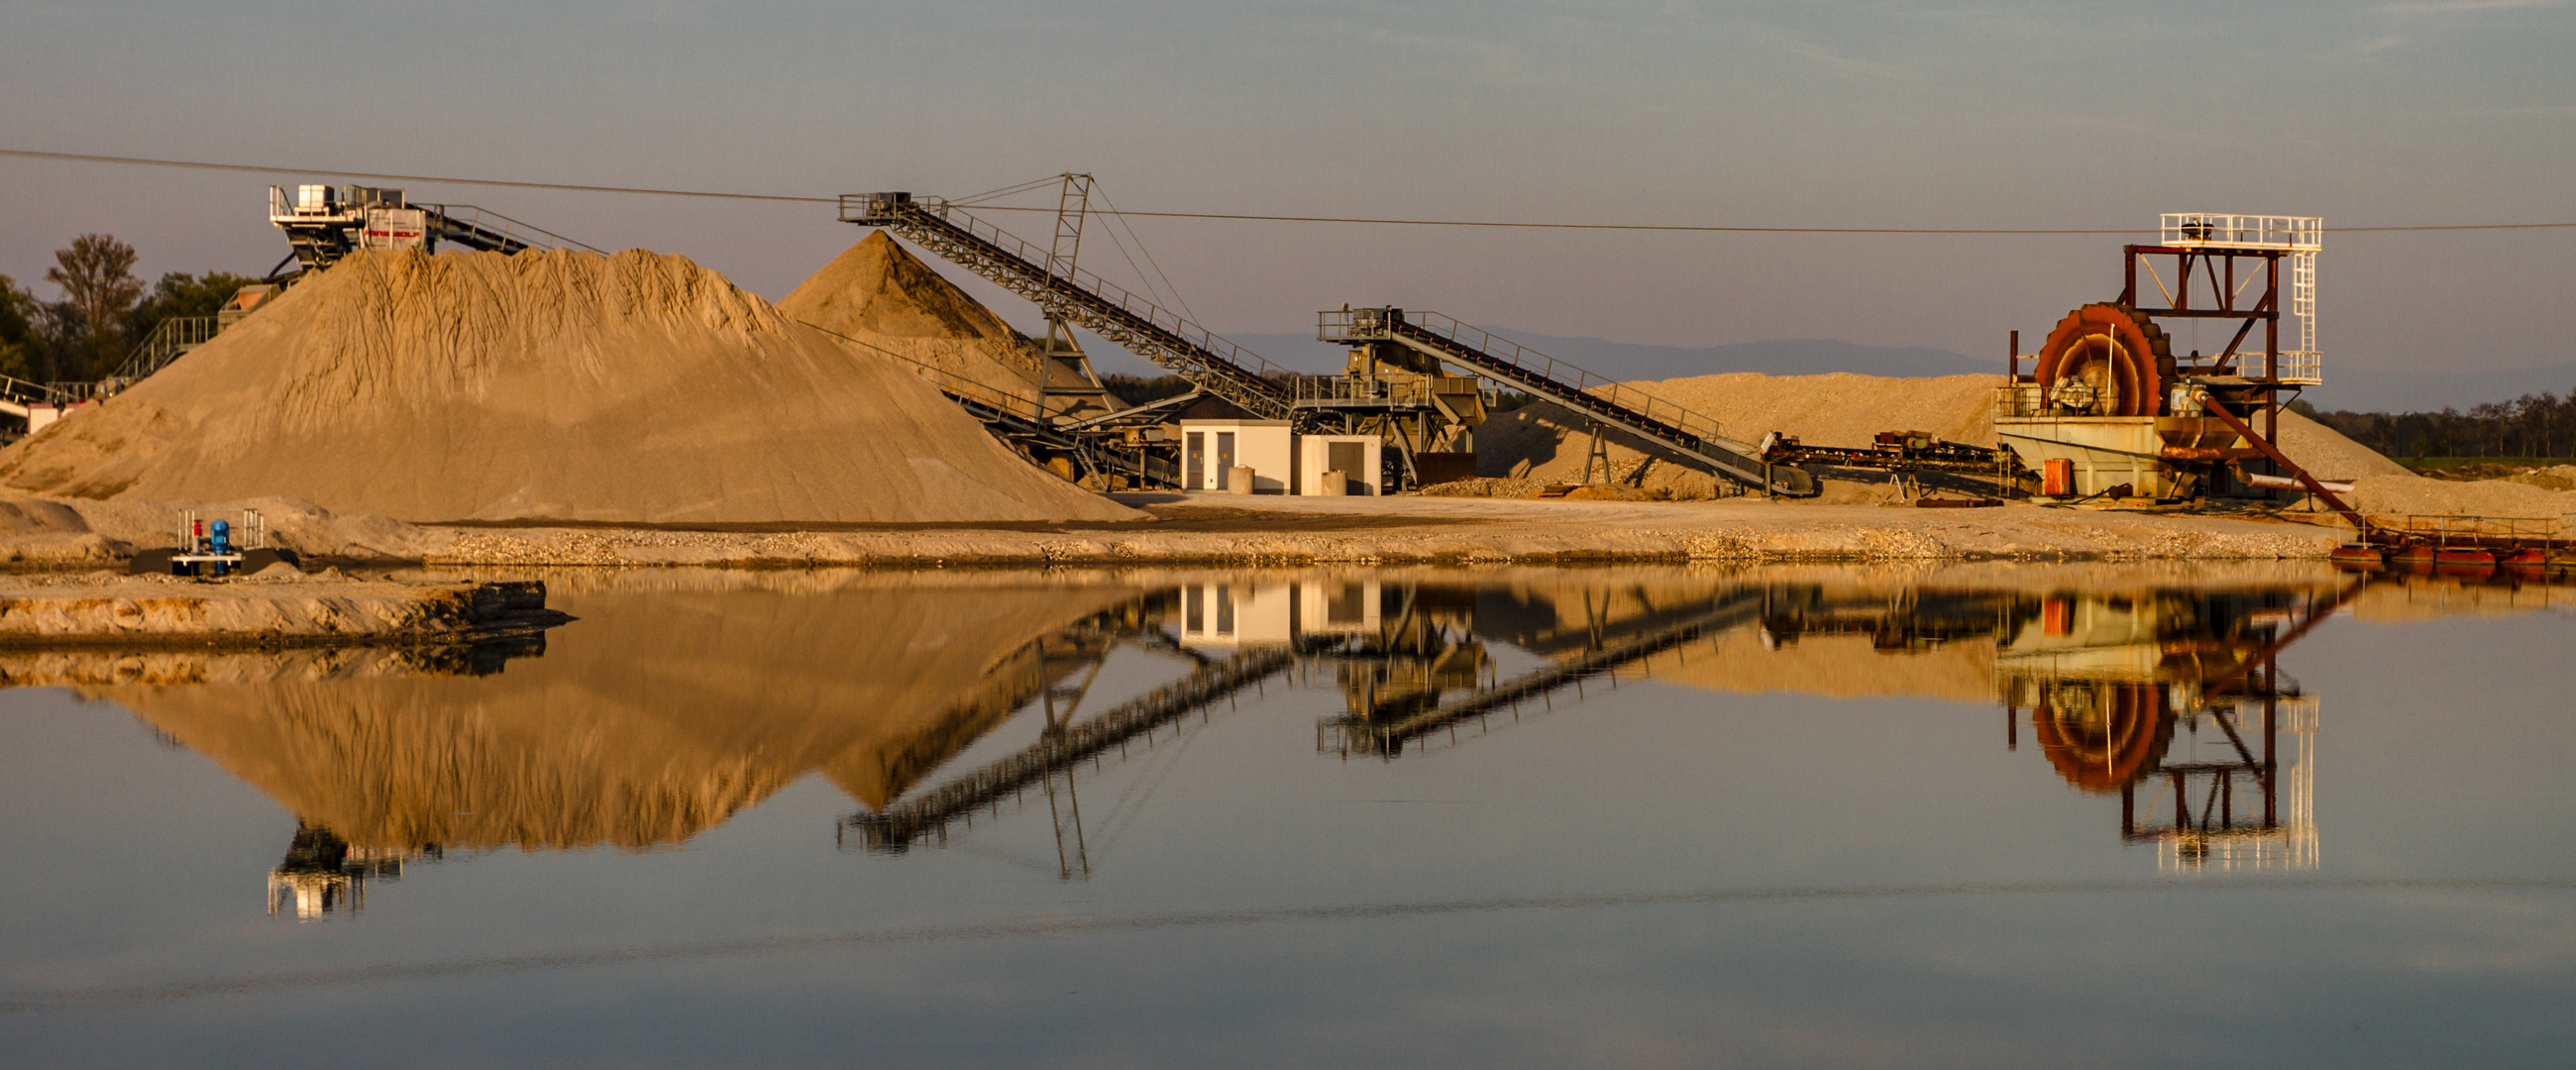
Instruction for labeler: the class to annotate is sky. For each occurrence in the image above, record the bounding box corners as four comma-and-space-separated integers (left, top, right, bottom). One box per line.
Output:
1, 0, 2570, 387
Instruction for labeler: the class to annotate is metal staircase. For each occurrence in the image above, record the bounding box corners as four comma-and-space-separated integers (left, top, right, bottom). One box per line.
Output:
1320, 307, 1816, 496
114, 315, 222, 380
843, 192, 1305, 424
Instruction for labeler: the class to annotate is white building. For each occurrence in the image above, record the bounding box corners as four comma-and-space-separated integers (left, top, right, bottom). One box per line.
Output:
1175, 420, 1382, 496
1178, 419, 1293, 493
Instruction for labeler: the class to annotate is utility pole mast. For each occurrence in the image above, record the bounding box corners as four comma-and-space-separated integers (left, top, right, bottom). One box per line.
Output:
1035, 174, 1115, 420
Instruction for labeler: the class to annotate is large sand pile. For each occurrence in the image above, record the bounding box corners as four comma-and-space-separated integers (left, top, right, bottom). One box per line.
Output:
777, 232, 1048, 402
0, 249, 1135, 524
1478, 371, 2413, 499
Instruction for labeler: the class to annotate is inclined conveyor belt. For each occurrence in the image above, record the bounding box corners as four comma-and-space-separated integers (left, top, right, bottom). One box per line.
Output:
1322, 307, 1817, 496
845, 194, 1306, 425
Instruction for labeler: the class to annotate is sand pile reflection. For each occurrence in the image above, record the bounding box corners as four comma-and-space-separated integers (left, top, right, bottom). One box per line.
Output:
94, 570, 1159, 913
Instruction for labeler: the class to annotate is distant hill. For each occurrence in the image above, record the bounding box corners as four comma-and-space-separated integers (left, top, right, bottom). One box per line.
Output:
1218, 331, 1993, 380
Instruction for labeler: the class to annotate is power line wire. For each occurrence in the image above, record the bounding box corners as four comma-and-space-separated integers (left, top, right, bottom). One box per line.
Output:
962, 202, 2576, 234
7, 148, 2572, 234
0, 148, 832, 204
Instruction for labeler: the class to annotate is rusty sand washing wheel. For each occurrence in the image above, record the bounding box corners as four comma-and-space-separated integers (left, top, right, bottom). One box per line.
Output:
2036, 303, 2171, 417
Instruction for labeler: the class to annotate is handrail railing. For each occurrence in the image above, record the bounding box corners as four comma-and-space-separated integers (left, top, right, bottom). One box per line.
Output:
0, 374, 115, 408
2368, 513, 2572, 547
116, 315, 223, 379
1379, 309, 1732, 447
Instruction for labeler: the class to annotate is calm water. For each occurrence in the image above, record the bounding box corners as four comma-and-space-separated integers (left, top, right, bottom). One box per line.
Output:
2, 564, 2571, 1068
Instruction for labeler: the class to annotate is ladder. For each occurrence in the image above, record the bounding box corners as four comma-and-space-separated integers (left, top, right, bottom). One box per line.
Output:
1320, 307, 1816, 496
843, 192, 1306, 424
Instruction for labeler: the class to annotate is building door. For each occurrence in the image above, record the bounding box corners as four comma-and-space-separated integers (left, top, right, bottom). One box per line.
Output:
1328, 441, 1364, 495
1185, 432, 1205, 490
1216, 433, 1235, 489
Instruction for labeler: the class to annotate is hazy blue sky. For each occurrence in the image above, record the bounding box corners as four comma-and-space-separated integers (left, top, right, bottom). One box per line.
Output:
2, 0, 2569, 384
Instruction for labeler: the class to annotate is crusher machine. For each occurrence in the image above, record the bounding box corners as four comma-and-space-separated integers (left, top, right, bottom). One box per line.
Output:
1996, 214, 2355, 514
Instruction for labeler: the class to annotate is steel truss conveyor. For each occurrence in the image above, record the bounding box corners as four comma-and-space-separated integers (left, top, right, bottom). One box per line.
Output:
1324, 586, 1775, 757
1319, 307, 1817, 496
843, 646, 1298, 851
843, 192, 1307, 425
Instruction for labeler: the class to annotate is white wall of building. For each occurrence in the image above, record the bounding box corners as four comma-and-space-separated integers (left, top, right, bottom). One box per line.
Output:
1297, 435, 1380, 496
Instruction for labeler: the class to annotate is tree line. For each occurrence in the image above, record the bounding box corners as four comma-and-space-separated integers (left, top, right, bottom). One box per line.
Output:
2308, 390, 2576, 461
0, 234, 256, 383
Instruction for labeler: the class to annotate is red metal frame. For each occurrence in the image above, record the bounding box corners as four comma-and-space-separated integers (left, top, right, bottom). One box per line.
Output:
2120, 244, 2292, 449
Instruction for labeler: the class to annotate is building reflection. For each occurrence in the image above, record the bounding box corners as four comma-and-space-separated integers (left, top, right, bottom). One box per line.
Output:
267, 822, 435, 920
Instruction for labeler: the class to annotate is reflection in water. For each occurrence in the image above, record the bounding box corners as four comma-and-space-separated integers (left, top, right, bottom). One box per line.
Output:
856, 570, 2369, 880
62, 566, 2571, 912
2, 636, 541, 918
84, 571, 1165, 915
267, 822, 433, 920
1991, 590, 2332, 872
1753, 581, 2340, 870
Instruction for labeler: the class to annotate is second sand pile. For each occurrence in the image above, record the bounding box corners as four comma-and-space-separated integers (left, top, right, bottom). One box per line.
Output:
0, 249, 1135, 524
777, 232, 1052, 405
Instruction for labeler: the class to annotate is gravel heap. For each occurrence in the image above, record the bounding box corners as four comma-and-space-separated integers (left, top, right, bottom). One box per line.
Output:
0, 249, 1133, 524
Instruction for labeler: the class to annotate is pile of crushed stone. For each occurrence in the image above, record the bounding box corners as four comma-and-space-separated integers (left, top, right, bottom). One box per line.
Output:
0, 249, 1135, 524
777, 232, 1052, 405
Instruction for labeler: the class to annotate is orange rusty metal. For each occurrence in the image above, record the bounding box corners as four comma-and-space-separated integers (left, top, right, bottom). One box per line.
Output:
2035, 303, 2169, 417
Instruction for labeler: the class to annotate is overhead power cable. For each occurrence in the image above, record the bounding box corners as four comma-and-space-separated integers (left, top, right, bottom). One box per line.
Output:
959, 203, 2576, 235
0, 148, 833, 204
6, 148, 2573, 234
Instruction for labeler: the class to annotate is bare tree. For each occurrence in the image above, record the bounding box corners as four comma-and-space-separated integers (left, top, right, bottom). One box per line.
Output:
44, 234, 143, 379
